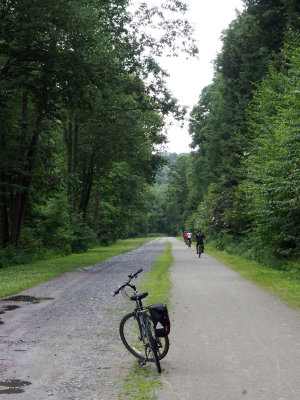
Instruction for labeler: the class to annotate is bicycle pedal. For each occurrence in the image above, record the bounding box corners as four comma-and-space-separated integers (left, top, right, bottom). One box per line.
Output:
138, 359, 147, 366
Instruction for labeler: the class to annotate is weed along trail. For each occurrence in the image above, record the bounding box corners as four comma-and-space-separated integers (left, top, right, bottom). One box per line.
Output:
0, 239, 168, 400
158, 238, 300, 400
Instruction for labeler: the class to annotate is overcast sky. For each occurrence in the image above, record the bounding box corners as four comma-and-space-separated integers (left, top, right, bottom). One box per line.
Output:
158, 0, 244, 153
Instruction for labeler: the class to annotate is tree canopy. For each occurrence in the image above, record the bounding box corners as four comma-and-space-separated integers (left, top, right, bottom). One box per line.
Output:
0, 0, 197, 265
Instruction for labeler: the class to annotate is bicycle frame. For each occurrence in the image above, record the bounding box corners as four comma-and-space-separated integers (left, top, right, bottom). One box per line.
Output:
128, 288, 156, 352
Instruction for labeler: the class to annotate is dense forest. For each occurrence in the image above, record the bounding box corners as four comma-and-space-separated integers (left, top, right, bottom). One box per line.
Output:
151, 0, 300, 265
1, 0, 299, 268
0, 0, 197, 266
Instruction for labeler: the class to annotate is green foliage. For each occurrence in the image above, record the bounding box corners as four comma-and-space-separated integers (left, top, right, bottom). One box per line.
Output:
93, 162, 156, 242
0, 192, 98, 266
243, 34, 300, 259
70, 214, 97, 253
0, 0, 198, 260
159, 2, 300, 266
34, 194, 73, 253
188, 35, 300, 260
148, 152, 185, 234
148, 184, 169, 234
164, 154, 195, 235
14, 193, 75, 261
0, 246, 20, 268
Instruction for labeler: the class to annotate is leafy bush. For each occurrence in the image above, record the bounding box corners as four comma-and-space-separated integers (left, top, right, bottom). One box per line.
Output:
20, 194, 74, 257
2, 193, 97, 266
70, 214, 97, 252
0, 245, 19, 268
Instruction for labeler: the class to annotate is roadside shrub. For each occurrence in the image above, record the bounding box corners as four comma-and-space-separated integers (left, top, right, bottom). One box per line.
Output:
0, 245, 18, 268
70, 214, 97, 252
22, 194, 73, 256
214, 230, 233, 251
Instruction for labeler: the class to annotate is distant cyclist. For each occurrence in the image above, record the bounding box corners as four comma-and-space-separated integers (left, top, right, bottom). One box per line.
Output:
183, 230, 188, 245
195, 230, 205, 254
186, 231, 192, 247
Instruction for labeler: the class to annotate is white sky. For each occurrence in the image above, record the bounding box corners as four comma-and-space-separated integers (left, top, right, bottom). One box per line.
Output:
159, 0, 244, 153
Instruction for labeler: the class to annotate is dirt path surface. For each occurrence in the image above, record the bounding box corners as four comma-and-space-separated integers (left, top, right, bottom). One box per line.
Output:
0, 238, 167, 400
158, 238, 300, 400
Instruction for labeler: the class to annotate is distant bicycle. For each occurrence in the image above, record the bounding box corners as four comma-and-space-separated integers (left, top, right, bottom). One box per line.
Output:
186, 232, 192, 247
196, 243, 204, 257
113, 269, 170, 373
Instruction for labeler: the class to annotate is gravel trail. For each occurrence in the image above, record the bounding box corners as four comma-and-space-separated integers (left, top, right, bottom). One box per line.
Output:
0, 238, 167, 400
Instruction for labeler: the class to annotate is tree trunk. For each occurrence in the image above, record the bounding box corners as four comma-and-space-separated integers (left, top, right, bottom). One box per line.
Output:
0, 112, 10, 247
10, 110, 43, 248
93, 169, 102, 232
79, 153, 95, 219
64, 112, 79, 215
9, 92, 29, 247
0, 200, 9, 247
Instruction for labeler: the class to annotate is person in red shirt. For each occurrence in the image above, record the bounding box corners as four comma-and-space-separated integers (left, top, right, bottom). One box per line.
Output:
183, 230, 188, 245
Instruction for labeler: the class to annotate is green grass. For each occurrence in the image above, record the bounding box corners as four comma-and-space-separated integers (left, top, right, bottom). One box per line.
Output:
118, 242, 173, 400
140, 242, 173, 307
119, 364, 162, 400
0, 237, 155, 298
206, 244, 300, 310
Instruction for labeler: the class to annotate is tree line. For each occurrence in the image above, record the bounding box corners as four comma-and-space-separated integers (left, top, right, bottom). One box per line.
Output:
0, 0, 197, 266
152, 0, 300, 265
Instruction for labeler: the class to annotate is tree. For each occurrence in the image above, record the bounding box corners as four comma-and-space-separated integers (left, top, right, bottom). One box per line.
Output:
188, 0, 300, 243
243, 34, 300, 258
0, 0, 198, 253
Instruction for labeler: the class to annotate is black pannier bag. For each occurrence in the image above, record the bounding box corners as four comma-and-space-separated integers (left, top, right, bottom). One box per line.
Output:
149, 303, 170, 337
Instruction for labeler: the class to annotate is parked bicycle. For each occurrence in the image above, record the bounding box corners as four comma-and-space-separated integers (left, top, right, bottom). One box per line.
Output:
113, 268, 170, 373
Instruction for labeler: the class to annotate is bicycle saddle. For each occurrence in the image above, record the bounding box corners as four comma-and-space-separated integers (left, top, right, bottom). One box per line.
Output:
130, 292, 148, 300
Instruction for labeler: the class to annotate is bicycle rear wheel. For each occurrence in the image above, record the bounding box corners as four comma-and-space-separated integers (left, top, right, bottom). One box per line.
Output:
119, 312, 169, 361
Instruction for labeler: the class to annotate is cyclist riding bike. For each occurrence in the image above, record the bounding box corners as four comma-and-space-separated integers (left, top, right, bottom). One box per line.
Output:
183, 230, 188, 245
195, 230, 205, 254
186, 231, 192, 247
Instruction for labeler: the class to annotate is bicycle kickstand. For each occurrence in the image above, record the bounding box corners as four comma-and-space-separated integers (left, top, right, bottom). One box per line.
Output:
138, 358, 147, 367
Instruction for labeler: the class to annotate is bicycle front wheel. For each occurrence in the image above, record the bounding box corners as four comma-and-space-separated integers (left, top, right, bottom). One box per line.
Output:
119, 312, 169, 361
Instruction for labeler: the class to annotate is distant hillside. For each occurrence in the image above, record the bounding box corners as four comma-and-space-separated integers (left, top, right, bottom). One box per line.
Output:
156, 152, 184, 185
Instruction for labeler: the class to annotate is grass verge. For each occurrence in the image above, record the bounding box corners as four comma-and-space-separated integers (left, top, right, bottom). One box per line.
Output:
140, 242, 173, 307
206, 244, 300, 310
118, 242, 173, 400
0, 237, 155, 298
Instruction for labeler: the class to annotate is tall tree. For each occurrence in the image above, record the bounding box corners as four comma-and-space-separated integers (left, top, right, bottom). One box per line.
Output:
0, 0, 197, 251
243, 35, 300, 258
188, 0, 300, 241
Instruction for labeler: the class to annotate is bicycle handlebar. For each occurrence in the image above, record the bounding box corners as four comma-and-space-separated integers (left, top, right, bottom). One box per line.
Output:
128, 268, 143, 279
113, 268, 143, 296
